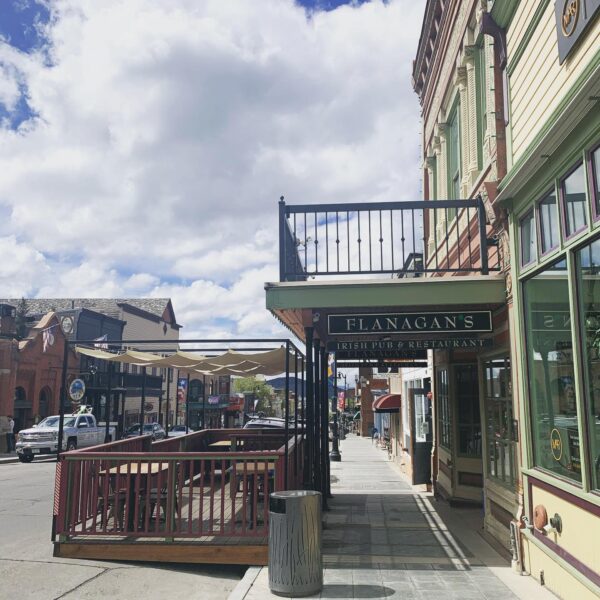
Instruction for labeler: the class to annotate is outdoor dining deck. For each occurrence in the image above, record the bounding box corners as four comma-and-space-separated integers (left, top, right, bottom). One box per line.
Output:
52, 428, 305, 565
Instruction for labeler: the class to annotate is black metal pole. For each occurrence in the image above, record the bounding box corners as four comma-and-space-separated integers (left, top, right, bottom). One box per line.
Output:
304, 327, 314, 489
313, 337, 321, 494
185, 372, 191, 434
202, 375, 207, 429
284, 341, 290, 489
57, 341, 69, 460
294, 348, 299, 479
330, 356, 341, 461
104, 361, 112, 443
165, 368, 171, 437
140, 366, 146, 433
321, 347, 330, 505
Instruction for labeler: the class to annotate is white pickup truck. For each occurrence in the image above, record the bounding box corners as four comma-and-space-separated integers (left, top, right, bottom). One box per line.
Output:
16, 414, 115, 463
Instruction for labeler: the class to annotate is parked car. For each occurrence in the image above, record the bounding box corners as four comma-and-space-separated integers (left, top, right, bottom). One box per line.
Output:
16, 413, 116, 463
168, 425, 193, 437
243, 417, 286, 429
125, 422, 166, 441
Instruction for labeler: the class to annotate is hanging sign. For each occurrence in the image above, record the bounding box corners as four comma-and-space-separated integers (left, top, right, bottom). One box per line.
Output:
69, 379, 86, 401
328, 311, 492, 335
555, 0, 600, 64
177, 378, 188, 404
337, 391, 346, 411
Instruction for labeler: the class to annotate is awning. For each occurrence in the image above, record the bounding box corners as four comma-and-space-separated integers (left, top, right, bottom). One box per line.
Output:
75, 346, 299, 376
353, 411, 361, 420
372, 394, 401, 413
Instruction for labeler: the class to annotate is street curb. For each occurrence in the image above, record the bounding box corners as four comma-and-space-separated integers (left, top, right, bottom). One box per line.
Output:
0, 457, 20, 464
227, 566, 263, 600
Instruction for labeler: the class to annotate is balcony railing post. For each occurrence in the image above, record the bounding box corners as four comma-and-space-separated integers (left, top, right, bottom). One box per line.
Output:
279, 196, 286, 281
478, 196, 489, 275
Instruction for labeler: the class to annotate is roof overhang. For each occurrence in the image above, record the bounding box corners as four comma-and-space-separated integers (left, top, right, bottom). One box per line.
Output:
373, 394, 402, 414
265, 275, 507, 342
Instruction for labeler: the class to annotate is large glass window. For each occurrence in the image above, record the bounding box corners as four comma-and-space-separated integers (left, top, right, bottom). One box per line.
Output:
437, 368, 451, 450
446, 102, 460, 220
456, 364, 481, 457
475, 43, 487, 170
524, 258, 582, 483
484, 358, 516, 488
562, 163, 587, 237
520, 210, 536, 266
538, 190, 559, 255
592, 146, 600, 218
576, 237, 600, 489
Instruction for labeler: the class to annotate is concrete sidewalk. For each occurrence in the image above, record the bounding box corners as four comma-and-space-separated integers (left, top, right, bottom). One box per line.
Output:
230, 434, 556, 600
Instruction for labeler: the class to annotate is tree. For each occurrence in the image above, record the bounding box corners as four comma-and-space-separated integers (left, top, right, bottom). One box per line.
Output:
232, 376, 274, 415
15, 298, 29, 340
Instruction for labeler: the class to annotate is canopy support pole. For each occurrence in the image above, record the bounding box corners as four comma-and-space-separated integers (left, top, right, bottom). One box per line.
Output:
304, 326, 314, 489
140, 367, 146, 430
284, 341, 290, 489
321, 345, 330, 507
165, 368, 171, 438
313, 337, 321, 494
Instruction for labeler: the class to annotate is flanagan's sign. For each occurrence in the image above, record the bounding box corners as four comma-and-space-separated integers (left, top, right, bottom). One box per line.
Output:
328, 311, 492, 335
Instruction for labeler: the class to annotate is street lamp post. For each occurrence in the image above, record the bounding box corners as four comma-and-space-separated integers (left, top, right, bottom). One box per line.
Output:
329, 362, 341, 462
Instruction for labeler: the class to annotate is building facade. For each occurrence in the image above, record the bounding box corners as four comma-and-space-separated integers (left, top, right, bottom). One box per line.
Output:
412, 0, 518, 552
495, 1, 600, 597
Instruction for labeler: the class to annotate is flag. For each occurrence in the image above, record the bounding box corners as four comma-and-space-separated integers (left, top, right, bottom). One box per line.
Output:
94, 334, 108, 350
327, 353, 334, 379
42, 328, 55, 352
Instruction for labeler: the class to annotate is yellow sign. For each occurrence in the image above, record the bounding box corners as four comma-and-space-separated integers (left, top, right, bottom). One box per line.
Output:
551, 428, 563, 461
562, 0, 580, 37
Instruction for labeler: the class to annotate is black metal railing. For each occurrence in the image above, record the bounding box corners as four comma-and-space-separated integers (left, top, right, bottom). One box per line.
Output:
278, 198, 500, 281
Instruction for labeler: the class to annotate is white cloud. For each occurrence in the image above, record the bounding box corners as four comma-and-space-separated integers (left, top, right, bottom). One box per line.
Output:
0, 0, 425, 340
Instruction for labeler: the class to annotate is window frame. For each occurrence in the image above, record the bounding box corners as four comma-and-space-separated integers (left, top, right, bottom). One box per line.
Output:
437, 368, 452, 451
474, 41, 487, 171
560, 160, 588, 241
589, 143, 600, 223
446, 98, 461, 218
519, 208, 537, 267
522, 254, 584, 487
536, 187, 560, 257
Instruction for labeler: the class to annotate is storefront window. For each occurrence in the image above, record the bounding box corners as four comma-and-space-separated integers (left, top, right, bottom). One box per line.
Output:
562, 163, 587, 237
456, 365, 481, 457
524, 258, 582, 483
484, 358, 516, 487
576, 237, 600, 489
437, 369, 451, 450
538, 190, 559, 254
520, 210, 536, 266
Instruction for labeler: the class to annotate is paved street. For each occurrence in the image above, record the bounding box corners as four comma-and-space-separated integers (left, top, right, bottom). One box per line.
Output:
0, 460, 243, 600
235, 435, 557, 600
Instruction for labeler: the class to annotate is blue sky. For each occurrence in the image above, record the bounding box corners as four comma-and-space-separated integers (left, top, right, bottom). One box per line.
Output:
0, 0, 424, 339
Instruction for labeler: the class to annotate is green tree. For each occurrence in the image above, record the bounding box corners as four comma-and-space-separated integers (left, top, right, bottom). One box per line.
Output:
232, 377, 274, 415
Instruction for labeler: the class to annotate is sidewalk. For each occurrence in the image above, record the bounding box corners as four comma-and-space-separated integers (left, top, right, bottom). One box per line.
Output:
231, 434, 556, 600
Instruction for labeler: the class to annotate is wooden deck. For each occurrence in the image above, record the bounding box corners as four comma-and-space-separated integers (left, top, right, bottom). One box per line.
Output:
55, 473, 270, 565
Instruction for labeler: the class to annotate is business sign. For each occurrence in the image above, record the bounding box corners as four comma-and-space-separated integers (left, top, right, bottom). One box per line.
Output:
69, 378, 86, 401
328, 311, 492, 335
208, 395, 220, 405
328, 338, 492, 356
555, 0, 600, 63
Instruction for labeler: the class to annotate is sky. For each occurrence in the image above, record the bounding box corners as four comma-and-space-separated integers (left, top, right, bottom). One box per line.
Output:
0, 0, 425, 343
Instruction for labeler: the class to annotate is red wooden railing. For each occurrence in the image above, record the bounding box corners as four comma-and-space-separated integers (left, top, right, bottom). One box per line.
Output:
54, 429, 305, 543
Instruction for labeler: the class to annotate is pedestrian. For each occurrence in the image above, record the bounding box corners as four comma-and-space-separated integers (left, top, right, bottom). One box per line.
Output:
7, 415, 15, 453
371, 426, 379, 445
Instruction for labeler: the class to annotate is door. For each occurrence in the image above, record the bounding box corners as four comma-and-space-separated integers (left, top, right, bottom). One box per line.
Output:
409, 387, 433, 485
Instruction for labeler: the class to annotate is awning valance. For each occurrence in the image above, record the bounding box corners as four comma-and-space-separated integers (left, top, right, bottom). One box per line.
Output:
372, 394, 401, 413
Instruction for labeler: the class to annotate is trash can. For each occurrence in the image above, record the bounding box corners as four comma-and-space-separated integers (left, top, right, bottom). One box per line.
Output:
268, 490, 322, 597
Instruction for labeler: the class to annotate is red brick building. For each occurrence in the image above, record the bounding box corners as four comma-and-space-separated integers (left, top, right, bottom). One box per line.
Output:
0, 310, 78, 433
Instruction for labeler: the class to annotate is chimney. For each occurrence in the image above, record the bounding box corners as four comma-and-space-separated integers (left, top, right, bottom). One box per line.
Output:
0, 304, 17, 337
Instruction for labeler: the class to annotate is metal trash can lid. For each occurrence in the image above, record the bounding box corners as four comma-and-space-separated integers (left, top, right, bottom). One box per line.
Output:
271, 490, 321, 499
